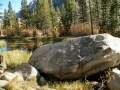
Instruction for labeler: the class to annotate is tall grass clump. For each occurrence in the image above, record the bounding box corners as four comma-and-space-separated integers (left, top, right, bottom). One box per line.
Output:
2, 50, 32, 70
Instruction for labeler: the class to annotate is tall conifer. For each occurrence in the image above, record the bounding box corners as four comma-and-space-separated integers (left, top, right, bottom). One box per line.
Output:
49, 0, 59, 28
20, 0, 30, 28
8, 1, 14, 27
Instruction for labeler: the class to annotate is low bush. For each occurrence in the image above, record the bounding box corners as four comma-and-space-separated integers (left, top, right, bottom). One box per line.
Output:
3, 27, 16, 37
70, 23, 99, 36
21, 28, 43, 37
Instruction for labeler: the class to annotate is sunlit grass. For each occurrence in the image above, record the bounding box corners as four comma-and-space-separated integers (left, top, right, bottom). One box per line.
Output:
4, 76, 19, 90
41, 80, 92, 90
2, 50, 32, 70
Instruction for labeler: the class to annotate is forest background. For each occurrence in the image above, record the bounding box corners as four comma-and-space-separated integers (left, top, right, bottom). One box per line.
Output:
1, 0, 120, 37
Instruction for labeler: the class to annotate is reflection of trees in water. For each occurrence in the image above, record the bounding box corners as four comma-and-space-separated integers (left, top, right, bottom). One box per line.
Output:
5, 39, 54, 52
4, 37, 67, 52
21, 41, 54, 51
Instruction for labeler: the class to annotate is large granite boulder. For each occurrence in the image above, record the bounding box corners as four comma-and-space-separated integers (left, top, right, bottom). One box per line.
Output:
29, 34, 120, 79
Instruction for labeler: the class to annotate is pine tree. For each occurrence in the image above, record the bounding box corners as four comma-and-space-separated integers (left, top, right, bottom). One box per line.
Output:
3, 9, 10, 28
8, 1, 14, 27
56, 7, 61, 21
100, 0, 111, 32
61, 0, 78, 35
108, 0, 119, 35
0, 3, 2, 19
91, 0, 101, 29
49, 0, 59, 28
20, 0, 30, 28
30, 8, 36, 27
42, 0, 52, 30
78, 0, 89, 23
35, 0, 52, 30
60, 4, 66, 26
13, 11, 19, 35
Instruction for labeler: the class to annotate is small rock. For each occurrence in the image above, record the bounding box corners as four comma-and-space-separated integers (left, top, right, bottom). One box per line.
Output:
0, 88, 5, 90
38, 76, 47, 85
13, 72, 24, 81
12, 63, 40, 81
0, 80, 8, 88
1, 72, 16, 81
107, 68, 120, 90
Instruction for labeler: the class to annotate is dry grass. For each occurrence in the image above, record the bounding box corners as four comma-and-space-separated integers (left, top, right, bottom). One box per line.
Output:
70, 23, 99, 36
2, 50, 32, 70
41, 80, 93, 90
4, 76, 19, 90
4, 76, 41, 90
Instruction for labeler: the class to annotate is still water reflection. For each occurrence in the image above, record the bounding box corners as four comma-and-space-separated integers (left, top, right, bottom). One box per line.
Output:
1, 38, 65, 52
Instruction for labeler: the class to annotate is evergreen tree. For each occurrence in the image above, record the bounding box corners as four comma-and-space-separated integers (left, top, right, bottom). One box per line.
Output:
56, 7, 61, 21
3, 9, 10, 28
61, 0, 78, 35
60, 4, 66, 26
30, 8, 36, 27
8, 1, 14, 27
91, 0, 101, 29
35, 0, 52, 30
0, 3, 2, 19
49, 0, 59, 28
108, 0, 119, 35
100, 0, 111, 32
13, 11, 19, 35
78, 0, 88, 23
20, 0, 30, 28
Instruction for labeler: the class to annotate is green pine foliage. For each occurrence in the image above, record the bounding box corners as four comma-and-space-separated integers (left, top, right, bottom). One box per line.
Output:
34, 0, 52, 31
49, 0, 59, 28
8, 1, 14, 27
20, 0, 30, 28
91, 0, 101, 29
78, 0, 88, 23
108, 0, 119, 35
60, 0, 78, 35
3, 2, 18, 28
2, 0, 120, 37
100, 0, 111, 33
3, 9, 10, 28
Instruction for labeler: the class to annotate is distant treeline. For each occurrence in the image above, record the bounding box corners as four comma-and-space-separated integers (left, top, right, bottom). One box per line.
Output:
2, 0, 120, 37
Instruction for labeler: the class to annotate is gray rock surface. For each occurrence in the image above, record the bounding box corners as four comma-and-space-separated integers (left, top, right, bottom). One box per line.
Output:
29, 34, 120, 79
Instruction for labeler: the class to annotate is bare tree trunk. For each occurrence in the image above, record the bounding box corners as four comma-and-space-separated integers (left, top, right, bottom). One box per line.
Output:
89, 0, 93, 35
